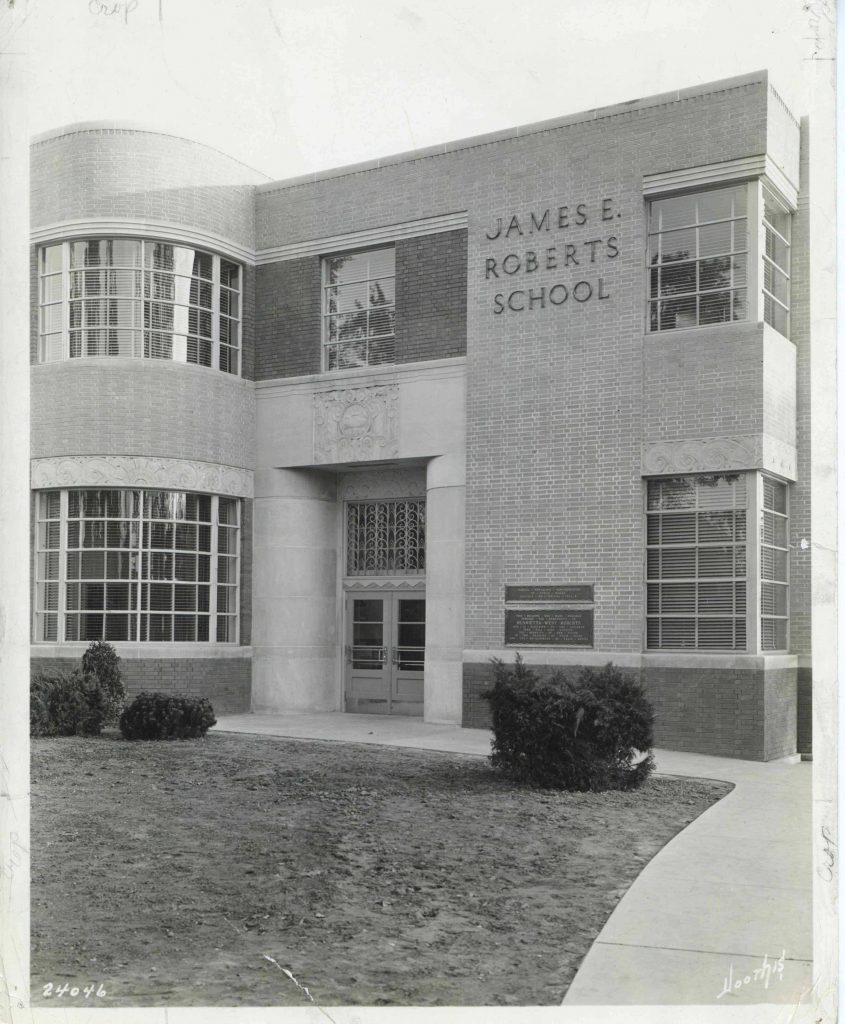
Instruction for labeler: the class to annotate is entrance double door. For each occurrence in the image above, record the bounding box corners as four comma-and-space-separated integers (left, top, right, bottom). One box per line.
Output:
344, 591, 425, 716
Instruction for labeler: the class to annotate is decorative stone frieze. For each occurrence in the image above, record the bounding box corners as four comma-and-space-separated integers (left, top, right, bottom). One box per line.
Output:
313, 385, 399, 464
641, 434, 797, 481
30, 455, 254, 497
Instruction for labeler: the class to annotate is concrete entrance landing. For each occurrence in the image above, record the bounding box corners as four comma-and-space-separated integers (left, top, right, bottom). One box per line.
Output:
213, 710, 491, 756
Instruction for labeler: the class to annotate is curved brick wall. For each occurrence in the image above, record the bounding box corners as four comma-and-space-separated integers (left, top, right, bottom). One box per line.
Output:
31, 360, 255, 470
31, 124, 267, 248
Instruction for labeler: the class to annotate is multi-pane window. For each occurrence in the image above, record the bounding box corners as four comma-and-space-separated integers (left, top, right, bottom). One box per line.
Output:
646, 475, 747, 650
762, 188, 791, 337
38, 239, 242, 375
34, 489, 240, 643
346, 499, 425, 576
648, 186, 748, 332
761, 477, 789, 650
322, 247, 395, 370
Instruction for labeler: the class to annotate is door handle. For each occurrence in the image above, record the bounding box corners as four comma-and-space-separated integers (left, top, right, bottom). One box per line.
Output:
379, 646, 388, 665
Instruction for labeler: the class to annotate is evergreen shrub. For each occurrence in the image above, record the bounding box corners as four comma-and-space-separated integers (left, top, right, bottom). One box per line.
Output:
120, 692, 217, 740
81, 640, 126, 724
30, 670, 109, 737
483, 656, 655, 791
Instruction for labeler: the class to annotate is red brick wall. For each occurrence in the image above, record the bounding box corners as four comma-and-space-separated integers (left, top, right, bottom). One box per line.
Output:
31, 360, 255, 470
254, 256, 322, 379
253, 229, 468, 380
395, 230, 467, 363
462, 661, 798, 762
31, 657, 251, 715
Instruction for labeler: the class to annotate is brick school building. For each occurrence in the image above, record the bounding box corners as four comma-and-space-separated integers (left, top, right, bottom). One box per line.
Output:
30, 71, 812, 759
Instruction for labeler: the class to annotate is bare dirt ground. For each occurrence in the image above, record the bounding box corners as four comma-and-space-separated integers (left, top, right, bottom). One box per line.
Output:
31, 731, 730, 1007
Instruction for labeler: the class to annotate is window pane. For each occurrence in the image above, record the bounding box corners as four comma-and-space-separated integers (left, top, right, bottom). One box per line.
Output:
696, 188, 738, 222
765, 227, 790, 270
659, 263, 696, 296
763, 192, 790, 239
698, 221, 733, 258
650, 194, 696, 231
656, 227, 696, 263
698, 290, 732, 325
763, 261, 789, 304
658, 296, 697, 331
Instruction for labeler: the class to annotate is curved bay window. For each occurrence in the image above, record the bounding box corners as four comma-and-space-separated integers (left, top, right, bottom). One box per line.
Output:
38, 239, 242, 374
35, 489, 240, 643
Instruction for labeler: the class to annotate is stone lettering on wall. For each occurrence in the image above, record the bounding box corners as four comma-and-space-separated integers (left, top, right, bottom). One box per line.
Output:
313, 385, 399, 464
482, 198, 622, 314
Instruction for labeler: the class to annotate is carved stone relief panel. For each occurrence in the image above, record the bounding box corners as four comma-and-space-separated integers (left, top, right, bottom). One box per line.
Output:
313, 385, 399, 464
30, 455, 254, 497
641, 434, 796, 481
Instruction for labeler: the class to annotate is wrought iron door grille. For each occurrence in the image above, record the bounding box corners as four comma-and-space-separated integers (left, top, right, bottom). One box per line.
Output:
346, 499, 426, 576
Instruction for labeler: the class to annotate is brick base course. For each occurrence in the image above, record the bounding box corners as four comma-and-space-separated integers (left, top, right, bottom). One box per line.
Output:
797, 667, 812, 755
32, 657, 251, 715
462, 661, 799, 762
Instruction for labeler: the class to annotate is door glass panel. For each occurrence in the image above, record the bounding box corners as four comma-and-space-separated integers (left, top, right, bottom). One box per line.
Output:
353, 599, 383, 622
398, 622, 425, 648
396, 599, 425, 670
398, 599, 425, 623
353, 622, 383, 646
352, 599, 384, 668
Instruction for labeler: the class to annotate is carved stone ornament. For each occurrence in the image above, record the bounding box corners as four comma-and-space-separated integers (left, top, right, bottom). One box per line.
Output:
337, 466, 426, 501
642, 436, 760, 476
313, 385, 399, 464
642, 434, 796, 481
343, 577, 426, 591
30, 456, 254, 497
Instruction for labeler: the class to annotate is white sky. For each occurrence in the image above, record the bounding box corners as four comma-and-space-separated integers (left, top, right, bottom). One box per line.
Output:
18, 0, 824, 181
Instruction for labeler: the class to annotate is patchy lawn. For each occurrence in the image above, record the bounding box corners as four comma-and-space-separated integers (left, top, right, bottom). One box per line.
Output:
31, 731, 730, 1007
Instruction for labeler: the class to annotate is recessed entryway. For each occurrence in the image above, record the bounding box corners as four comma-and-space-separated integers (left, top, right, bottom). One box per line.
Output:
344, 590, 425, 715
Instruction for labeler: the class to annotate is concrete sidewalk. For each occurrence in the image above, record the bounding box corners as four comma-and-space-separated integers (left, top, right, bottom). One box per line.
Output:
213, 712, 812, 1007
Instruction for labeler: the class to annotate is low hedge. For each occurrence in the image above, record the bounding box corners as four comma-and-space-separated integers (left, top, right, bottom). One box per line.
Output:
483, 657, 655, 791
119, 692, 217, 741
30, 670, 110, 737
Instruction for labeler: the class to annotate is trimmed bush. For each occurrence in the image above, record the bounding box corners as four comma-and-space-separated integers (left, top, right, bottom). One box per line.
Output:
120, 692, 217, 741
81, 640, 126, 724
30, 670, 110, 737
483, 656, 655, 791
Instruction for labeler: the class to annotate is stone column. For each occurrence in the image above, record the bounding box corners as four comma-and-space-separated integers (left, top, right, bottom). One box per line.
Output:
424, 453, 466, 724
251, 468, 340, 712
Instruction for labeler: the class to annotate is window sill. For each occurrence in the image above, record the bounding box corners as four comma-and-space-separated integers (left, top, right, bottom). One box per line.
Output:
31, 356, 251, 386
31, 642, 252, 660
641, 651, 798, 670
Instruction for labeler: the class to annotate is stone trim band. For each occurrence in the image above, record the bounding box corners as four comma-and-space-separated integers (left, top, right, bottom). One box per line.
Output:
30, 456, 254, 498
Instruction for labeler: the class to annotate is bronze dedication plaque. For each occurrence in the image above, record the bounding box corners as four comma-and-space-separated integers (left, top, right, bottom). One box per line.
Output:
504, 608, 594, 647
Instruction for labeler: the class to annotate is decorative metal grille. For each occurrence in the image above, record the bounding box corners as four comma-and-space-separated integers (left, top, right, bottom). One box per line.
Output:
346, 499, 425, 576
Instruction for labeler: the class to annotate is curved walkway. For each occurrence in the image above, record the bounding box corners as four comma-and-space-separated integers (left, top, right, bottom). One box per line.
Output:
563, 749, 812, 1006
214, 713, 812, 1006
